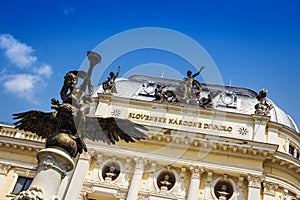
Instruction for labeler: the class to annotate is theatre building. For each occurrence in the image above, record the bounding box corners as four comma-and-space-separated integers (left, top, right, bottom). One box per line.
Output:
0, 74, 299, 200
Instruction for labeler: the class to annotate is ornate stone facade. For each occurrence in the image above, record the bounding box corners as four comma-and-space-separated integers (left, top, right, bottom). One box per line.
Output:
0, 74, 300, 200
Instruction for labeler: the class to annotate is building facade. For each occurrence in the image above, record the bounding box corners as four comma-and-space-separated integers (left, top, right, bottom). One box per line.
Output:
0, 75, 299, 200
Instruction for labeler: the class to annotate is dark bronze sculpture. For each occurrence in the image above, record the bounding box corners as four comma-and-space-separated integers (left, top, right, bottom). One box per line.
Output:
198, 93, 213, 109
155, 84, 178, 103
181, 66, 205, 99
102, 66, 121, 94
255, 89, 273, 115
13, 51, 147, 158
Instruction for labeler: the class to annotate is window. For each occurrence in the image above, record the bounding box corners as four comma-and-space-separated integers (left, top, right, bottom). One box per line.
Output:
289, 145, 295, 156
12, 176, 33, 195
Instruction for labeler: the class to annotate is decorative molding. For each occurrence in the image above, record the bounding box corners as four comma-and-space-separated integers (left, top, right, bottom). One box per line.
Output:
138, 193, 149, 200
88, 145, 261, 176
143, 162, 156, 191
205, 171, 213, 186
40, 155, 69, 178
116, 188, 127, 199
79, 151, 92, 160
202, 171, 213, 200
177, 167, 187, 197
36, 149, 75, 181
280, 189, 298, 200
0, 163, 12, 175
237, 176, 246, 200
263, 181, 278, 196
247, 175, 263, 188
134, 157, 147, 170
189, 166, 204, 180
14, 186, 46, 200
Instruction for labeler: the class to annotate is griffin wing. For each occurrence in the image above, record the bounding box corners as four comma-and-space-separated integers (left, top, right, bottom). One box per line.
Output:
82, 116, 148, 145
13, 110, 60, 138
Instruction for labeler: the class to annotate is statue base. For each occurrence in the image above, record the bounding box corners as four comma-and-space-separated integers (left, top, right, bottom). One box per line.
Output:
15, 148, 74, 200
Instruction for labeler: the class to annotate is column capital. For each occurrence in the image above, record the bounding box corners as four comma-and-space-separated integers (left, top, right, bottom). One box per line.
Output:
263, 181, 278, 196
247, 175, 263, 188
79, 151, 92, 160
0, 163, 11, 175
190, 166, 204, 179
134, 156, 147, 170
238, 176, 245, 190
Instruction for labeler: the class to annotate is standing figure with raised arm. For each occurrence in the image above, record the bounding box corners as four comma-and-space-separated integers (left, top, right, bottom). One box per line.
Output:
182, 66, 205, 99
102, 66, 121, 94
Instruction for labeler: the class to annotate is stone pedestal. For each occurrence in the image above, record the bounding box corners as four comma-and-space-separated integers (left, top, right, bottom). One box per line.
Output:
15, 148, 74, 200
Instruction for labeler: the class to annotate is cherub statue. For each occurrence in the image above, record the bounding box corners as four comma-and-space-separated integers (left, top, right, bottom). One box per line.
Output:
102, 66, 121, 94
181, 66, 205, 100
255, 89, 273, 115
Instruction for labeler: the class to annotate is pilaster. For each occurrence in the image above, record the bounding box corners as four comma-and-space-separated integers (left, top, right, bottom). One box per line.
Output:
126, 157, 147, 200
64, 151, 91, 200
187, 166, 204, 200
252, 114, 270, 143
247, 175, 263, 200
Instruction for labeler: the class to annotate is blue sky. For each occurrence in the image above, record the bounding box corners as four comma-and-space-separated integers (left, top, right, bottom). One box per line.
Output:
0, 0, 299, 129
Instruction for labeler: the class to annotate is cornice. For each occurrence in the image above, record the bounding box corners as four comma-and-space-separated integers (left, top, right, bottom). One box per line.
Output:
0, 139, 43, 153
142, 130, 278, 160
267, 151, 300, 175
87, 143, 263, 177
264, 176, 300, 196
0, 158, 37, 170
0, 127, 45, 143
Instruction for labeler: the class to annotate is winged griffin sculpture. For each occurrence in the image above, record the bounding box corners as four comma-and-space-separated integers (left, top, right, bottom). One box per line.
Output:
13, 51, 147, 157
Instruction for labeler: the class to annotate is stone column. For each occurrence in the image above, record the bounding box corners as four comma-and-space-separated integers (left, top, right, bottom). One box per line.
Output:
263, 181, 277, 200
64, 152, 91, 200
15, 148, 74, 200
125, 157, 146, 200
247, 175, 263, 200
187, 166, 204, 200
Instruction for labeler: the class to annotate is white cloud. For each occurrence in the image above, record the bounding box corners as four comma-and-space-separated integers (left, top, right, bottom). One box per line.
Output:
34, 64, 52, 78
3, 74, 40, 101
0, 34, 37, 68
0, 33, 53, 103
